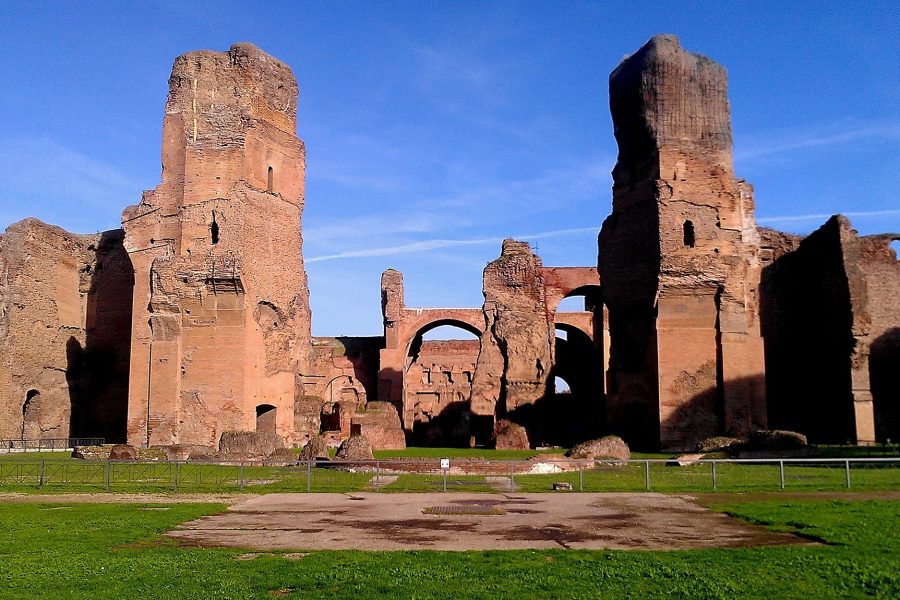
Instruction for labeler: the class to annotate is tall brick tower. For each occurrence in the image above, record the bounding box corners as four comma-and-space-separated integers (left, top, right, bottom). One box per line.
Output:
122, 43, 312, 448
598, 35, 766, 449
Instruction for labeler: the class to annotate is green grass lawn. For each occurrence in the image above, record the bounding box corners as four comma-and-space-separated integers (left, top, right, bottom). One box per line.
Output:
515, 460, 900, 493
2, 457, 898, 494
0, 451, 73, 461
0, 496, 897, 599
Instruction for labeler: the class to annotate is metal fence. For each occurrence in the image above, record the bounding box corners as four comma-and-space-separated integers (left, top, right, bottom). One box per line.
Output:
0, 438, 105, 452
0, 456, 897, 493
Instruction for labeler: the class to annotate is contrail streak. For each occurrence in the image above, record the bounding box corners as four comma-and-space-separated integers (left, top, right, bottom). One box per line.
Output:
307, 226, 598, 263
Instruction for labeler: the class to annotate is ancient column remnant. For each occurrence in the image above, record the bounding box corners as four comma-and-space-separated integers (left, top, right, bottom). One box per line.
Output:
598, 35, 766, 449
121, 43, 312, 448
377, 268, 406, 410
470, 240, 554, 440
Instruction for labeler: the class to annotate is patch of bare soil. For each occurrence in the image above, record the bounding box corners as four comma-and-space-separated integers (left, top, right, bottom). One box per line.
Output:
165, 492, 814, 551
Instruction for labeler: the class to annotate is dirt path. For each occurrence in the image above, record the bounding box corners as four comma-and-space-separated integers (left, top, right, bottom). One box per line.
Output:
165, 492, 813, 551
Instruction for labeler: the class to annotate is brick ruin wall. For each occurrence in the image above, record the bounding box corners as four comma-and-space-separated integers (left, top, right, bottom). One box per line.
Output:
859, 235, 900, 440
1, 37, 897, 451
0, 219, 132, 442
761, 218, 899, 443
405, 339, 479, 445
120, 43, 312, 448
759, 219, 863, 442
599, 35, 766, 450
470, 240, 555, 423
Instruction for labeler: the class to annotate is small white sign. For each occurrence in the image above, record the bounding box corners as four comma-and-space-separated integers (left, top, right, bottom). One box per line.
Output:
440, 458, 450, 470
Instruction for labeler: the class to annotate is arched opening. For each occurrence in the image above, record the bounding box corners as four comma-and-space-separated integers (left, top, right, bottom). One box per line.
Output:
683, 220, 696, 248
21, 389, 39, 440
534, 284, 606, 447
556, 285, 602, 313
255, 404, 276, 435
556, 296, 587, 312
421, 325, 479, 341
210, 211, 219, 245
406, 319, 481, 363
24, 389, 39, 411
321, 376, 366, 436
890, 239, 900, 261
267, 166, 274, 193
535, 325, 605, 447
405, 320, 481, 446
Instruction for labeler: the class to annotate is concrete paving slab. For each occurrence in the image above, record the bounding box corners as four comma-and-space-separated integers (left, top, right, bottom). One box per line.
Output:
165, 492, 812, 551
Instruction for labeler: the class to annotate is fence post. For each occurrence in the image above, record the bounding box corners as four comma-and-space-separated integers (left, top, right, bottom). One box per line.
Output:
239, 462, 245, 492
779, 460, 785, 490
376, 461, 381, 492
711, 460, 717, 491
578, 463, 583, 492
38, 460, 45, 487
443, 466, 448, 492
306, 460, 311, 493
845, 459, 851, 489
645, 460, 651, 491
509, 462, 514, 492
173, 461, 179, 493
105, 461, 111, 491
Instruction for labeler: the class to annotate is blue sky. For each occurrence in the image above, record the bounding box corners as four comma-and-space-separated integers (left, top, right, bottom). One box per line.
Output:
1, 1, 897, 336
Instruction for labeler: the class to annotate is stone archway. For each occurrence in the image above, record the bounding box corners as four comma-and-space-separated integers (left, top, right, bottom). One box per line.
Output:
379, 308, 484, 412
21, 389, 41, 440
255, 404, 276, 435
403, 321, 481, 445
536, 324, 606, 446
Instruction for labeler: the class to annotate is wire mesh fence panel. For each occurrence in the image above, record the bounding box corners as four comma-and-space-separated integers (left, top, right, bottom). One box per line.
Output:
783, 461, 848, 490
310, 462, 396, 493
243, 464, 305, 492
0, 462, 39, 485
40, 462, 74, 485
455, 460, 514, 493
0, 438, 104, 452
109, 461, 173, 491
711, 461, 783, 491
849, 460, 900, 489
514, 461, 644, 492
378, 460, 444, 492
0, 457, 897, 494
515, 466, 580, 493
645, 461, 714, 492
583, 461, 647, 492
176, 463, 242, 491
45, 461, 105, 487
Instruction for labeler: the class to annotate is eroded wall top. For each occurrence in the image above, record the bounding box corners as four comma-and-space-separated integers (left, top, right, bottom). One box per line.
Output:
610, 34, 733, 194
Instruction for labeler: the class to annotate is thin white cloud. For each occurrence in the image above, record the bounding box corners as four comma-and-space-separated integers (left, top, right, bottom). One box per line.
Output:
304, 214, 451, 243
0, 136, 146, 232
758, 209, 900, 224
416, 44, 497, 92
307, 226, 598, 263
304, 156, 612, 252
428, 158, 613, 212
0, 136, 143, 199
735, 121, 900, 161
